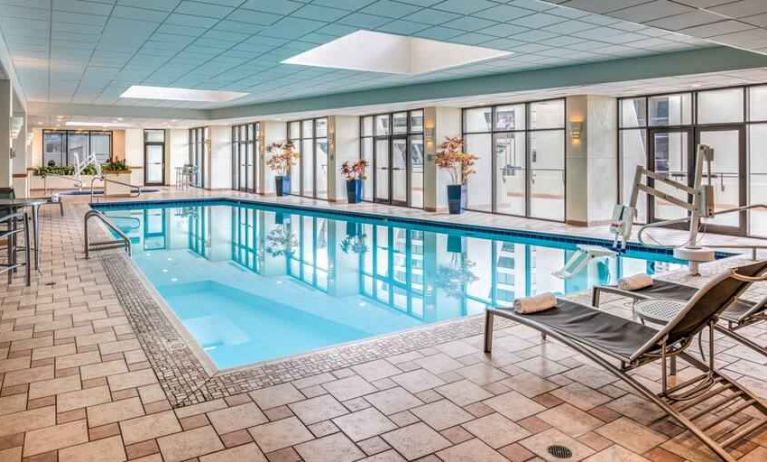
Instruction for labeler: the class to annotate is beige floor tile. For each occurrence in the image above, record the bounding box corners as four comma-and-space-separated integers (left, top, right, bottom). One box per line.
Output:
391, 370, 445, 394
411, 400, 472, 431
382, 422, 451, 460
31, 343, 76, 361
538, 403, 603, 437
120, 410, 182, 445
199, 443, 267, 462
595, 417, 667, 454
157, 425, 224, 462
436, 438, 507, 462
739, 446, 767, 462
107, 369, 157, 391
359, 449, 405, 461
550, 383, 611, 411
520, 428, 595, 462
462, 413, 530, 449
456, 363, 509, 386
0, 357, 31, 373
55, 350, 101, 370
605, 393, 665, 425
352, 359, 401, 382
80, 359, 128, 380
0, 447, 21, 462
413, 354, 463, 375
364, 387, 423, 415
500, 372, 560, 398
249, 383, 304, 409
137, 384, 167, 404
323, 376, 377, 401
87, 397, 145, 427
289, 394, 348, 425
58, 435, 126, 462
207, 402, 267, 434
28, 374, 81, 400
0, 393, 27, 417
434, 379, 492, 406
333, 407, 396, 441
23, 420, 88, 456
57, 385, 111, 413
295, 432, 365, 462
174, 398, 227, 418
2, 364, 53, 387
483, 390, 546, 421
0, 406, 56, 437
249, 416, 313, 453
585, 445, 651, 462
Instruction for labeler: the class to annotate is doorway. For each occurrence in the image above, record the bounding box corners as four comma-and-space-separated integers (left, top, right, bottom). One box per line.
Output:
374, 136, 409, 206
144, 130, 165, 186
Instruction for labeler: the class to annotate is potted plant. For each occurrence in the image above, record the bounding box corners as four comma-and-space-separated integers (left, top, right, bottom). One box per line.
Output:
341, 159, 368, 204
267, 141, 299, 196
435, 137, 478, 214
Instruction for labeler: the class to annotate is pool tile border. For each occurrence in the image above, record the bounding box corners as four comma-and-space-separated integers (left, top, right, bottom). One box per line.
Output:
102, 252, 514, 407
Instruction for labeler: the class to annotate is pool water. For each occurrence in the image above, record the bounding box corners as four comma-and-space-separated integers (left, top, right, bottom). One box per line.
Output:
99, 200, 686, 369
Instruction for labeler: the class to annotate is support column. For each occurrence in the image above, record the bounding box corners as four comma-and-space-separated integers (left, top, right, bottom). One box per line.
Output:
328, 116, 359, 203
423, 106, 461, 212
0, 80, 12, 188
207, 126, 232, 190
12, 111, 28, 197
565, 95, 618, 226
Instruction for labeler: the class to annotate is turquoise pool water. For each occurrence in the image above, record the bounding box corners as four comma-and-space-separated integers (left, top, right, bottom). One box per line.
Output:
99, 200, 685, 369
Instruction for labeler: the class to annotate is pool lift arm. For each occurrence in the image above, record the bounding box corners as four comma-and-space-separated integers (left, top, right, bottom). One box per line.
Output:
611, 144, 716, 275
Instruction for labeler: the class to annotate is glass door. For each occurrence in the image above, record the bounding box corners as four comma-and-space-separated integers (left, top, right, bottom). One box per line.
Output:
696, 126, 746, 234
648, 128, 692, 223
375, 139, 390, 202
391, 137, 408, 206
144, 130, 165, 186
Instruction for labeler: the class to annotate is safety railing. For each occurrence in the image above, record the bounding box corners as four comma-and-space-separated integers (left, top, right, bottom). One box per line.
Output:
89, 176, 143, 203
84, 210, 131, 259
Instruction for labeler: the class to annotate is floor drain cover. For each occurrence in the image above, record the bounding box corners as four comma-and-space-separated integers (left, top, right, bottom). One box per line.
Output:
547, 445, 573, 459
45, 282, 56, 286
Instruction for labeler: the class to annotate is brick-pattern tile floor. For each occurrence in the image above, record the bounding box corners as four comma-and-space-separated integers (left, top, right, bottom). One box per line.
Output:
0, 192, 764, 461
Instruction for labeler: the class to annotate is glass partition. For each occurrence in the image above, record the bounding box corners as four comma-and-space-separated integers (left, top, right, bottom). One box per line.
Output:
462, 99, 565, 221
232, 123, 259, 193
287, 117, 328, 199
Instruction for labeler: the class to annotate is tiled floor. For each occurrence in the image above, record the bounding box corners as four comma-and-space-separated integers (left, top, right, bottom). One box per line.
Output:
0, 189, 764, 462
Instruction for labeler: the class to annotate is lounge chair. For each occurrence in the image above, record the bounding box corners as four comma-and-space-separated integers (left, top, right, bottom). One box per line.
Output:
484, 260, 767, 462
592, 271, 767, 357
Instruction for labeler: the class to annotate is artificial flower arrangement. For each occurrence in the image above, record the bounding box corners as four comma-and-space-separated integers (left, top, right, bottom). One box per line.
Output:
267, 141, 300, 196
435, 137, 479, 213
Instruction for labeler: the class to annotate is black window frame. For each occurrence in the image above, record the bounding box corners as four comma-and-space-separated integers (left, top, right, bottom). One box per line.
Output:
42, 129, 113, 167
232, 122, 260, 193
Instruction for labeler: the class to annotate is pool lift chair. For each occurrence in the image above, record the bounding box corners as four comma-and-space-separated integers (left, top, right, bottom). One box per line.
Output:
553, 245, 616, 279
484, 260, 767, 462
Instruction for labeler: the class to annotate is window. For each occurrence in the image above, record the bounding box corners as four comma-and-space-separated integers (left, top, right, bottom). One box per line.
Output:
462, 99, 565, 221
619, 85, 766, 237
286, 117, 328, 199
232, 122, 259, 193
42, 130, 112, 166
189, 127, 207, 188
144, 129, 165, 185
359, 109, 424, 208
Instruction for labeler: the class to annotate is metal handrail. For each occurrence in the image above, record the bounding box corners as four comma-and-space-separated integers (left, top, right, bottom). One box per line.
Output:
84, 210, 131, 259
90, 176, 143, 202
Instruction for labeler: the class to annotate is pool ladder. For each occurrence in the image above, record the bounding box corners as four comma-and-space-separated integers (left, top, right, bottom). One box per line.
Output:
84, 210, 131, 259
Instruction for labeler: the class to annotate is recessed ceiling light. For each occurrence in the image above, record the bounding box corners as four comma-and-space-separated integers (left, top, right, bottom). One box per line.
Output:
120, 85, 248, 102
283, 30, 511, 75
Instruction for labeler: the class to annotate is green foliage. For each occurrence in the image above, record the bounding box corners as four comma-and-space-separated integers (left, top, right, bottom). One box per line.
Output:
33, 161, 129, 176
102, 160, 128, 172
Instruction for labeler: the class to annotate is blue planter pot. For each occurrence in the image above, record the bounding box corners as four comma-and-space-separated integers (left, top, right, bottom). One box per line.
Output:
275, 176, 291, 196
447, 184, 467, 214
346, 179, 363, 204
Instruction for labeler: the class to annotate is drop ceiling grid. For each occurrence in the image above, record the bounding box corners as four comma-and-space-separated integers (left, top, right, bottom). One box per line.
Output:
0, 0, 714, 108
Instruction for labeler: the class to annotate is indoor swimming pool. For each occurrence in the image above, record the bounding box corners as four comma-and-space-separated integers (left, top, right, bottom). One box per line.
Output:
97, 199, 687, 369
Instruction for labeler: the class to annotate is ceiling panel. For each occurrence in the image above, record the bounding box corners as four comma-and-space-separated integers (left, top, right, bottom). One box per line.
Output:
0, 0, 734, 110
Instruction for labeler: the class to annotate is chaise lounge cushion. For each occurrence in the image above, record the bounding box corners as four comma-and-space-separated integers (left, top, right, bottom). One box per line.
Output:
625, 279, 698, 300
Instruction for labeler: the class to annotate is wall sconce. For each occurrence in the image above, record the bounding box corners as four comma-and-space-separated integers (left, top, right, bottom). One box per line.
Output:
568, 121, 583, 141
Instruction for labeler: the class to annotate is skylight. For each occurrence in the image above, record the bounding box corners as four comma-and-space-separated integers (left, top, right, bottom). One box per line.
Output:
282, 31, 511, 75
120, 85, 248, 102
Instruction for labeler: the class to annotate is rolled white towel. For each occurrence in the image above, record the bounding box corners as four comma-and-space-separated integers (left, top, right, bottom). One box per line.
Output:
618, 274, 653, 291
514, 293, 557, 314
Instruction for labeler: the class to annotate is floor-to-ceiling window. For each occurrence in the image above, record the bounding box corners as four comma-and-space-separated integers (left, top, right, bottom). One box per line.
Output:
462, 99, 565, 221
42, 130, 112, 166
189, 127, 207, 188
359, 110, 424, 208
232, 122, 259, 193
144, 130, 165, 185
287, 118, 328, 199
619, 85, 763, 236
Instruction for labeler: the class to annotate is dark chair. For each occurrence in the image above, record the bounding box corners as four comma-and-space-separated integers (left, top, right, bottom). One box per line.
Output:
592, 273, 767, 357
484, 261, 767, 462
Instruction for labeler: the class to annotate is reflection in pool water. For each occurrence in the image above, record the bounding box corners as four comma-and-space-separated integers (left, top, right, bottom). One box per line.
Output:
101, 202, 685, 369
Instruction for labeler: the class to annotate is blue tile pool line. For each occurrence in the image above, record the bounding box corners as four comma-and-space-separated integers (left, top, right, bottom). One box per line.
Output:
91, 197, 733, 259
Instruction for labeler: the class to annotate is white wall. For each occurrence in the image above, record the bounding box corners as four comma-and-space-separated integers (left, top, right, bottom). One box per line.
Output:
168, 129, 188, 186
124, 128, 144, 186
209, 125, 232, 190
